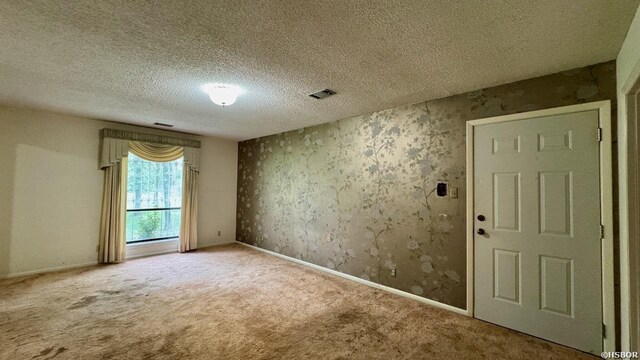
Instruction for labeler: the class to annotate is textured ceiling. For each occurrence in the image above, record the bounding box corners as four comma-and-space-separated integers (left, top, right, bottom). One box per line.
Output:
0, 1, 638, 140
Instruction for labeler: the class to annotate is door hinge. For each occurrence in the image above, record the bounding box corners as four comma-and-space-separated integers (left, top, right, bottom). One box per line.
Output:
600, 224, 604, 239
597, 127, 603, 142
602, 323, 606, 338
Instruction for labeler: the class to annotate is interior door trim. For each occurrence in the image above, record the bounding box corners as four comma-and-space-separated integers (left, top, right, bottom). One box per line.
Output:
465, 100, 615, 352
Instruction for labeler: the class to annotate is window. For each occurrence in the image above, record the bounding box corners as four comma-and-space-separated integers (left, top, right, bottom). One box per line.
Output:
126, 153, 183, 243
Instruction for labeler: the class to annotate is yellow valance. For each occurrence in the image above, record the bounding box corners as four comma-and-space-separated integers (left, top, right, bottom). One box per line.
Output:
129, 141, 183, 162
98, 129, 200, 172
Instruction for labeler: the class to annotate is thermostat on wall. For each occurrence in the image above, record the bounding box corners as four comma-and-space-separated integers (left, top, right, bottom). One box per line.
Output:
437, 182, 448, 197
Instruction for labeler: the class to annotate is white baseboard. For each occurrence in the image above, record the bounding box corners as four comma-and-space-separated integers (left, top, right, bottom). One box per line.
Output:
2, 261, 99, 279
196, 240, 236, 249
235, 241, 469, 316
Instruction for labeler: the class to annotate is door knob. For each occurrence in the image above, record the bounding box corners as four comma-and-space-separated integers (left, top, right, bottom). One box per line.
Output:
477, 228, 485, 235
477, 215, 486, 221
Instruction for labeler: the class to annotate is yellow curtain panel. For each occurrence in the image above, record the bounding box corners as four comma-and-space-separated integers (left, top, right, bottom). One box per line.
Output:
180, 165, 198, 252
98, 158, 128, 263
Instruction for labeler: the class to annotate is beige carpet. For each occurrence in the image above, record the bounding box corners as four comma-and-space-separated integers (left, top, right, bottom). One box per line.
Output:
0, 244, 595, 359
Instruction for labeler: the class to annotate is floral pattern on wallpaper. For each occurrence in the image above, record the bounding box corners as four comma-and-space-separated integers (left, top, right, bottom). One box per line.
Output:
236, 61, 616, 310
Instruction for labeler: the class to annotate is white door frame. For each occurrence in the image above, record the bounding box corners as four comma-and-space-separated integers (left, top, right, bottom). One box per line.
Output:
465, 100, 615, 352
617, 7, 640, 350
619, 52, 640, 352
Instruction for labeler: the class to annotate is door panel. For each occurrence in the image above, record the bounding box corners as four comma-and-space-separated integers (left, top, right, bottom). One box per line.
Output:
474, 110, 602, 354
493, 173, 521, 231
540, 255, 573, 316
538, 130, 573, 152
493, 249, 521, 304
539, 171, 572, 236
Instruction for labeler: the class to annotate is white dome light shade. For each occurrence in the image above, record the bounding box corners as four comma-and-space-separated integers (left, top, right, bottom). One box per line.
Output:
201, 83, 244, 106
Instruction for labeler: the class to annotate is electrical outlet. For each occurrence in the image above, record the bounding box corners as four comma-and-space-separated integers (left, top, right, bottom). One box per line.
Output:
450, 187, 458, 199
391, 268, 396, 277
217, 230, 222, 237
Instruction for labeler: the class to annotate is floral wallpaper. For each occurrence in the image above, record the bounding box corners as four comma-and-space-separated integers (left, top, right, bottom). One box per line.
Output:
236, 61, 616, 310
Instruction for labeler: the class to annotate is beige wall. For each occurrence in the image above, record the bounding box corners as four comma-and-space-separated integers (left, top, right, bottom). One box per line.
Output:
198, 135, 238, 247
0, 106, 237, 278
617, 4, 640, 352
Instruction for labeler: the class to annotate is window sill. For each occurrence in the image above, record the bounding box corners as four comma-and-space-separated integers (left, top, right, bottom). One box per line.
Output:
126, 238, 178, 259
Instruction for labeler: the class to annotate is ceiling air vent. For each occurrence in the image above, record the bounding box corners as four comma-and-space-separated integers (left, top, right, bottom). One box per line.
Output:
154, 122, 174, 128
308, 89, 336, 100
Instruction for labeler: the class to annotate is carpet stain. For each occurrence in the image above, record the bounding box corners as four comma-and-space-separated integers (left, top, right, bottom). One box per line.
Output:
67, 295, 98, 309
31, 347, 53, 358
34, 347, 66, 360
97, 290, 122, 295
46, 347, 67, 359
158, 325, 193, 355
337, 310, 363, 324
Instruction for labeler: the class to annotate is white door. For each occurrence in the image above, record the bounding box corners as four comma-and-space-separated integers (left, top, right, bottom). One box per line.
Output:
474, 110, 602, 353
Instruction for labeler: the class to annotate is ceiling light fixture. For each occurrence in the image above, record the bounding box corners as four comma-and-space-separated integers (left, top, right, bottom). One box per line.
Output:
201, 83, 244, 107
